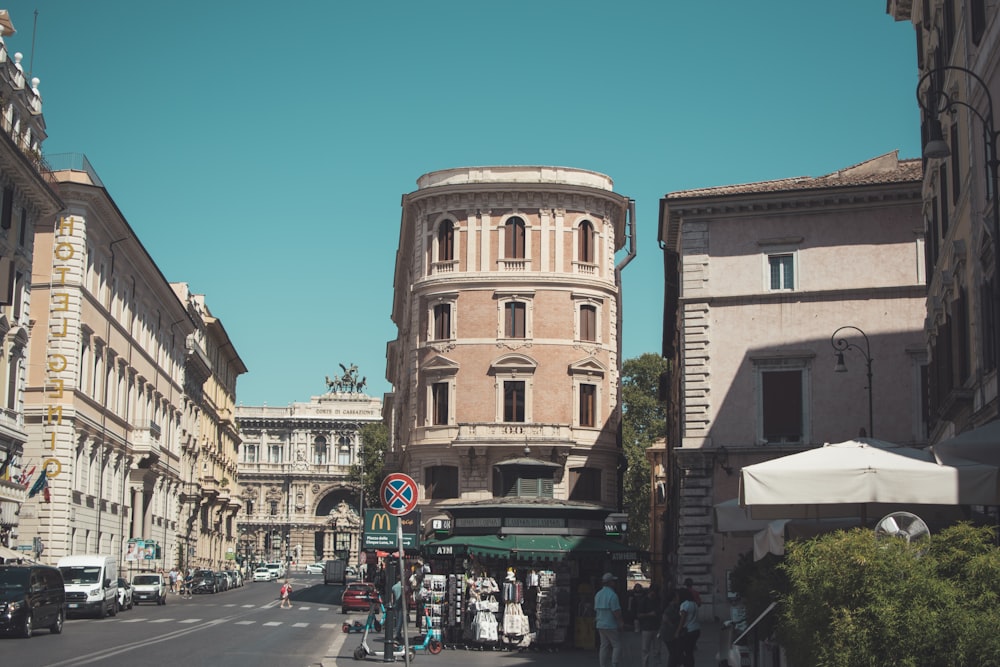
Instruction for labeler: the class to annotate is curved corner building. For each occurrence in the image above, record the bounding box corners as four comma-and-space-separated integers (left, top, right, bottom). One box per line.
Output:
385, 166, 634, 516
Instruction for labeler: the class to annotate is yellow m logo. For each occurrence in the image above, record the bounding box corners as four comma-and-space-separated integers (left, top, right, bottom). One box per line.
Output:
370, 512, 392, 532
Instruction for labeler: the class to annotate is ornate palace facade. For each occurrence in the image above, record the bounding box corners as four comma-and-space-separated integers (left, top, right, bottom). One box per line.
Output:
235, 384, 381, 568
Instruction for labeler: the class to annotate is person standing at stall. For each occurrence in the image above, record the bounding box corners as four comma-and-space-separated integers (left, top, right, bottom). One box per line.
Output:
594, 572, 624, 667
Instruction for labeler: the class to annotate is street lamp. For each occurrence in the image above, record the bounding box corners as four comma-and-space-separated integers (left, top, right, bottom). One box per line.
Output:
831, 325, 874, 438
918, 66, 1000, 386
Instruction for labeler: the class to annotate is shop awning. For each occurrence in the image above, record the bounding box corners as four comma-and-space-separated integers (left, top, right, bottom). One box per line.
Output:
424, 535, 511, 559
424, 534, 641, 562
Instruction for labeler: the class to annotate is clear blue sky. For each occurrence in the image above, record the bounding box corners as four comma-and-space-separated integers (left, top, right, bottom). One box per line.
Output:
1, 1, 921, 406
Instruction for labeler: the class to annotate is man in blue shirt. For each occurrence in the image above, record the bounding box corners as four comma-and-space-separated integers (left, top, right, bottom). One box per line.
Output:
594, 572, 624, 667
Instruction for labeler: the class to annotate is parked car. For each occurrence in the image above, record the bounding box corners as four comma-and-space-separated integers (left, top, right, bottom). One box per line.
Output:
190, 570, 217, 594
116, 578, 133, 611
229, 570, 242, 587
265, 562, 285, 580
252, 567, 272, 582
215, 572, 230, 592
345, 565, 358, 577
341, 582, 378, 614
0, 563, 65, 637
131, 573, 166, 605
305, 562, 325, 575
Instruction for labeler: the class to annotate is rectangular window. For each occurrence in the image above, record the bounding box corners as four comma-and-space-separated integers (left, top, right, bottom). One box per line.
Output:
17, 207, 26, 247
762, 370, 803, 443
269, 501, 278, 516
269, 444, 282, 463
245, 444, 258, 463
0, 186, 12, 230
580, 304, 597, 341
433, 303, 451, 340
425, 465, 459, 499
569, 467, 601, 501
503, 380, 525, 422
768, 254, 794, 290
579, 383, 596, 427
505, 302, 526, 338
431, 382, 449, 425
972, 0, 986, 45
940, 164, 950, 236
950, 123, 961, 205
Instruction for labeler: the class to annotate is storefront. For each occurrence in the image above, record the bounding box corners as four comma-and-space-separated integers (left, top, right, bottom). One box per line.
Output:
420, 500, 641, 650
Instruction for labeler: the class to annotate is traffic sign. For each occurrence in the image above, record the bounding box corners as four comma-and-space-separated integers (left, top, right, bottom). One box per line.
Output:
380, 472, 419, 516
362, 509, 421, 549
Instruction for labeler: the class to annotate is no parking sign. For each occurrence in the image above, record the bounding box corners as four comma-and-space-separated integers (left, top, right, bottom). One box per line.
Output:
380, 472, 419, 516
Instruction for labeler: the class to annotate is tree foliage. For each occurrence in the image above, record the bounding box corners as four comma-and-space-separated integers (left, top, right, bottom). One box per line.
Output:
621, 353, 668, 551
352, 421, 388, 508
777, 523, 1000, 667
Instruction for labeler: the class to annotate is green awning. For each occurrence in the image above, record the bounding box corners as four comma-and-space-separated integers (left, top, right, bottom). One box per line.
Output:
423, 535, 511, 559
424, 534, 641, 562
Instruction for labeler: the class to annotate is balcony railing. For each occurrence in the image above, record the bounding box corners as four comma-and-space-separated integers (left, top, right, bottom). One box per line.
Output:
238, 461, 353, 476
498, 259, 529, 272
455, 422, 573, 444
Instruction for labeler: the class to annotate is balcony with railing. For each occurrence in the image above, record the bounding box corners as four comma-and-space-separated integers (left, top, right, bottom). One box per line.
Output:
131, 421, 161, 461
498, 258, 529, 272
238, 461, 353, 477
431, 260, 459, 275
454, 422, 573, 445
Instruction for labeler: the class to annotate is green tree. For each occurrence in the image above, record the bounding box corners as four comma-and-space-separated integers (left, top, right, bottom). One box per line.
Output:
778, 523, 1000, 667
352, 422, 388, 509
621, 353, 668, 551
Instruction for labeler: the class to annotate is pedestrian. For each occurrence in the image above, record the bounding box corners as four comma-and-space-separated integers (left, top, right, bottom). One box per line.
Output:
390, 578, 404, 642
594, 572, 624, 667
627, 583, 643, 632
659, 589, 681, 667
168, 568, 178, 594
683, 578, 702, 606
673, 588, 700, 667
280, 579, 292, 609
638, 585, 662, 667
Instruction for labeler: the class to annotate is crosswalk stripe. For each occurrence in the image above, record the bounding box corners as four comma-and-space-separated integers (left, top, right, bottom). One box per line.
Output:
241, 604, 256, 608
179, 619, 201, 624
149, 619, 173, 623
292, 623, 309, 628
119, 619, 144, 623
234, 621, 255, 625
263, 621, 282, 627
320, 623, 340, 629
298, 606, 311, 610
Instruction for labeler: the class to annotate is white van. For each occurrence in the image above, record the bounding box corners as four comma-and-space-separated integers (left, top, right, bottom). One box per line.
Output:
57, 554, 118, 618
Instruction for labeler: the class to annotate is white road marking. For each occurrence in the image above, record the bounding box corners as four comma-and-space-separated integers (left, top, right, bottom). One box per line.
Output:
293, 622, 309, 628
148, 618, 173, 623
234, 621, 255, 625
178, 619, 201, 624
263, 621, 282, 626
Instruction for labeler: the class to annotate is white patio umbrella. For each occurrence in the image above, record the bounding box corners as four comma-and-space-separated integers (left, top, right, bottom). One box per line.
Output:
932, 419, 1000, 467
739, 438, 999, 521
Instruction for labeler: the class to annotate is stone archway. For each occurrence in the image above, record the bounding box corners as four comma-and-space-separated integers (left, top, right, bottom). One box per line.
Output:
313, 488, 361, 564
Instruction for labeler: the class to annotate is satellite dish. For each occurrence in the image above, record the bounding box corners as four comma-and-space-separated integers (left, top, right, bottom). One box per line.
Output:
875, 511, 931, 552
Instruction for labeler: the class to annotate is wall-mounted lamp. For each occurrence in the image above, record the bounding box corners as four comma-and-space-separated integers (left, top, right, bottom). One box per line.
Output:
717, 445, 734, 476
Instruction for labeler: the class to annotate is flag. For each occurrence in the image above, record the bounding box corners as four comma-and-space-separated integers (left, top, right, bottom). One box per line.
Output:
27, 468, 47, 499
0, 451, 10, 480
18, 465, 35, 488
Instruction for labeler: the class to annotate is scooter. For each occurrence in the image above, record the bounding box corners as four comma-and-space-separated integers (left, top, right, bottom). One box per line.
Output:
353, 597, 415, 662
411, 629, 443, 655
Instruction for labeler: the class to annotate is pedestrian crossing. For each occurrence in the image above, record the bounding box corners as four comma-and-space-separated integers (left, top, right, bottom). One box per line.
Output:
87, 616, 346, 629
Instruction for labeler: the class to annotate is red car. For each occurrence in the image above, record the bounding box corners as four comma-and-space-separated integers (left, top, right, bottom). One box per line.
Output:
341, 582, 378, 614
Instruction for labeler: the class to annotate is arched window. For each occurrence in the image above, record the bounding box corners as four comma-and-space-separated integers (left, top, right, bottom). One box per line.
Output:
504, 217, 526, 259
338, 436, 352, 466
578, 220, 595, 263
437, 220, 454, 262
313, 436, 328, 465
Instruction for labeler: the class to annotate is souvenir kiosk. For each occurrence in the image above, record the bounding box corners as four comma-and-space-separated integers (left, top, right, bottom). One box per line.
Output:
422, 499, 640, 651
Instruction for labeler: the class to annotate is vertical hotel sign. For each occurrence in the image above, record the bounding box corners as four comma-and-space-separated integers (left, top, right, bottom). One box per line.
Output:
42, 216, 83, 493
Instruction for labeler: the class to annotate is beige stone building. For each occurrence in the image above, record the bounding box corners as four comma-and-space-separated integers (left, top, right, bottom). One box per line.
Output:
384, 166, 634, 515
0, 23, 63, 552
888, 1, 1000, 441
20, 155, 195, 570
235, 387, 381, 568
171, 284, 246, 571
656, 152, 926, 618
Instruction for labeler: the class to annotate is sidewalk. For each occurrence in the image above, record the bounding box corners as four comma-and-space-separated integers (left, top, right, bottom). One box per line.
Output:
322, 622, 724, 666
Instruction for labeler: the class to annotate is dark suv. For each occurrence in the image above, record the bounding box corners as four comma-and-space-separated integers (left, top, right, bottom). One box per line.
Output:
0, 564, 65, 638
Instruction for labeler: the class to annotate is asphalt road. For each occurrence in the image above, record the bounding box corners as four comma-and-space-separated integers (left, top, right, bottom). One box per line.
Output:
1, 572, 350, 667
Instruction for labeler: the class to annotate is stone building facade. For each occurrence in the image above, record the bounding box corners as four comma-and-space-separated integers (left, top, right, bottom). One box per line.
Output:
0, 21, 63, 550
384, 166, 634, 516
888, 0, 1000, 440
656, 153, 926, 618
171, 284, 246, 572
20, 156, 195, 570
235, 390, 382, 568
